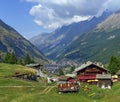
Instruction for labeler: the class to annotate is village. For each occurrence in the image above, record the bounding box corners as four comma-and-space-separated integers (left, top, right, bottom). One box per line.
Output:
13, 61, 120, 94
0, 51, 120, 101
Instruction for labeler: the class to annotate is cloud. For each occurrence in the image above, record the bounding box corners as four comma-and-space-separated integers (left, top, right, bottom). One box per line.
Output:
26, 0, 120, 29
104, 0, 120, 11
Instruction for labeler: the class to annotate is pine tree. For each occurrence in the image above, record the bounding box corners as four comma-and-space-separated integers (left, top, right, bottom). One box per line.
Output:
0, 56, 1, 62
4, 52, 17, 64
24, 53, 32, 64
4, 53, 10, 63
70, 66, 75, 73
108, 56, 120, 75
59, 69, 64, 76
8, 52, 17, 64
17, 58, 23, 65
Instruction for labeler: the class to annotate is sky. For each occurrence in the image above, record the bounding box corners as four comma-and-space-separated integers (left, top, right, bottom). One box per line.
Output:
0, 0, 120, 39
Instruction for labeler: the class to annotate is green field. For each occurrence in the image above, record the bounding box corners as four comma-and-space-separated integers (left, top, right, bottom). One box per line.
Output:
0, 63, 120, 102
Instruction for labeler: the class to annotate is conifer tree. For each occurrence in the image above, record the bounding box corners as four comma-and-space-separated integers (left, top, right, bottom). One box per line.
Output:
70, 66, 75, 73
8, 52, 17, 64
4, 53, 10, 63
4, 52, 17, 64
24, 53, 32, 64
17, 58, 23, 65
59, 69, 64, 75
0, 52, 2, 62
108, 56, 120, 75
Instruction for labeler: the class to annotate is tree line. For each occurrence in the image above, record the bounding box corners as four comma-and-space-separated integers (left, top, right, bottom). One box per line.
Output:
0, 52, 34, 65
0, 52, 120, 75
107, 55, 120, 75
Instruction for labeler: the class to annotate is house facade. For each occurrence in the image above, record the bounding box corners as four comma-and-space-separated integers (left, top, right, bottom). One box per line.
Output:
74, 61, 109, 82
96, 74, 112, 89
57, 76, 79, 92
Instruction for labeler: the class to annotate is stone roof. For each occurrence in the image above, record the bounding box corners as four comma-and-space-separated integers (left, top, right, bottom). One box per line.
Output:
96, 74, 111, 79
26, 63, 46, 78
74, 61, 108, 73
26, 63, 43, 68
65, 74, 76, 77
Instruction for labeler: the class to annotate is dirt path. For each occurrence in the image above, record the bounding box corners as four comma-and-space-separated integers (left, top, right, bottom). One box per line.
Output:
45, 86, 55, 94
39, 86, 55, 94
41, 86, 50, 94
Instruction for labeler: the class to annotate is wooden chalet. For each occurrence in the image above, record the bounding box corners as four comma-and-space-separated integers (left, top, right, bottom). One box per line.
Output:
57, 76, 79, 92
58, 76, 76, 83
74, 61, 109, 83
96, 74, 112, 89
13, 69, 37, 81
26, 63, 46, 78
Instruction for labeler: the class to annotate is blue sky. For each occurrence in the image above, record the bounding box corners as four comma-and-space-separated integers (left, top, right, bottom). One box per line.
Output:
0, 0, 51, 39
0, 0, 120, 39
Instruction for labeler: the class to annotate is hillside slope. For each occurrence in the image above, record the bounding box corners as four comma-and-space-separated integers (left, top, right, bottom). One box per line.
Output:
0, 19, 47, 62
30, 11, 112, 60
59, 12, 120, 63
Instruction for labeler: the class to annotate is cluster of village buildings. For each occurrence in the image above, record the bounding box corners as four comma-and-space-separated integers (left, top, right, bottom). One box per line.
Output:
50, 61, 120, 90
14, 61, 120, 92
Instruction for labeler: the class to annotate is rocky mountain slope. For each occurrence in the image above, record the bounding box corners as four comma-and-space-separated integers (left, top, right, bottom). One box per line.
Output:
30, 11, 112, 60
0, 19, 47, 62
58, 11, 120, 63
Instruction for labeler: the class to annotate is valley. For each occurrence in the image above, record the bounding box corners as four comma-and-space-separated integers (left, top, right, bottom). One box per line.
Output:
1, 1, 120, 102
0, 63, 120, 102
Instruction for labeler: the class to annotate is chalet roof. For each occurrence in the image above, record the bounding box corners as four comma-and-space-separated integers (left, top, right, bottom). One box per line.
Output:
96, 74, 111, 79
74, 61, 108, 73
26, 63, 43, 68
58, 76, 74, 81
65, 74, 76, 77
116, 70, 120, 75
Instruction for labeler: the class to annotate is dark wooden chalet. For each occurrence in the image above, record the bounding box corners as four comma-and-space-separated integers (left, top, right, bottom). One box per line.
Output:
26, 63, 46, 77
74, 61, 109, 82
57, 76, 79, 92
96, 74, 112, 89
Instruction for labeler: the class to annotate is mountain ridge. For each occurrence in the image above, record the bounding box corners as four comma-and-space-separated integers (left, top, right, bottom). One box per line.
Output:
58, 11, 120, 63
30, 11, 112, 60
0, 19, 47, 62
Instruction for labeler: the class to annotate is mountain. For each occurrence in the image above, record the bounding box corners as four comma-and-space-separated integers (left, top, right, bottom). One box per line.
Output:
0, 19, 47, 62
30, 11, 112, 60
58, 11, 120, 63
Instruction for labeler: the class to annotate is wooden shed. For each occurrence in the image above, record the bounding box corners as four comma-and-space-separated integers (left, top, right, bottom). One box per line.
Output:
96, 74, 112, 89
57, 76, 79, 92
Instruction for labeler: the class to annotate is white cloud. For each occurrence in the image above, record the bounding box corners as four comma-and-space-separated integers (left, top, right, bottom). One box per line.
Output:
26, 0, 120, 29
107, 35, 115, 40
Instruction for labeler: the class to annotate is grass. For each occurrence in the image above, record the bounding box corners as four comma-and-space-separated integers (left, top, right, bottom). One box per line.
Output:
0, 63, 36, 76
0, 63, 120, 102
1, 81, 120, 102
0, 78, 43, 86
0, 84, 118, 102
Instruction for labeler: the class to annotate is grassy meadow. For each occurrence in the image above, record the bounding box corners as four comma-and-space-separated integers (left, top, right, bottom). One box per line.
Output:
0, 63, 120, 102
